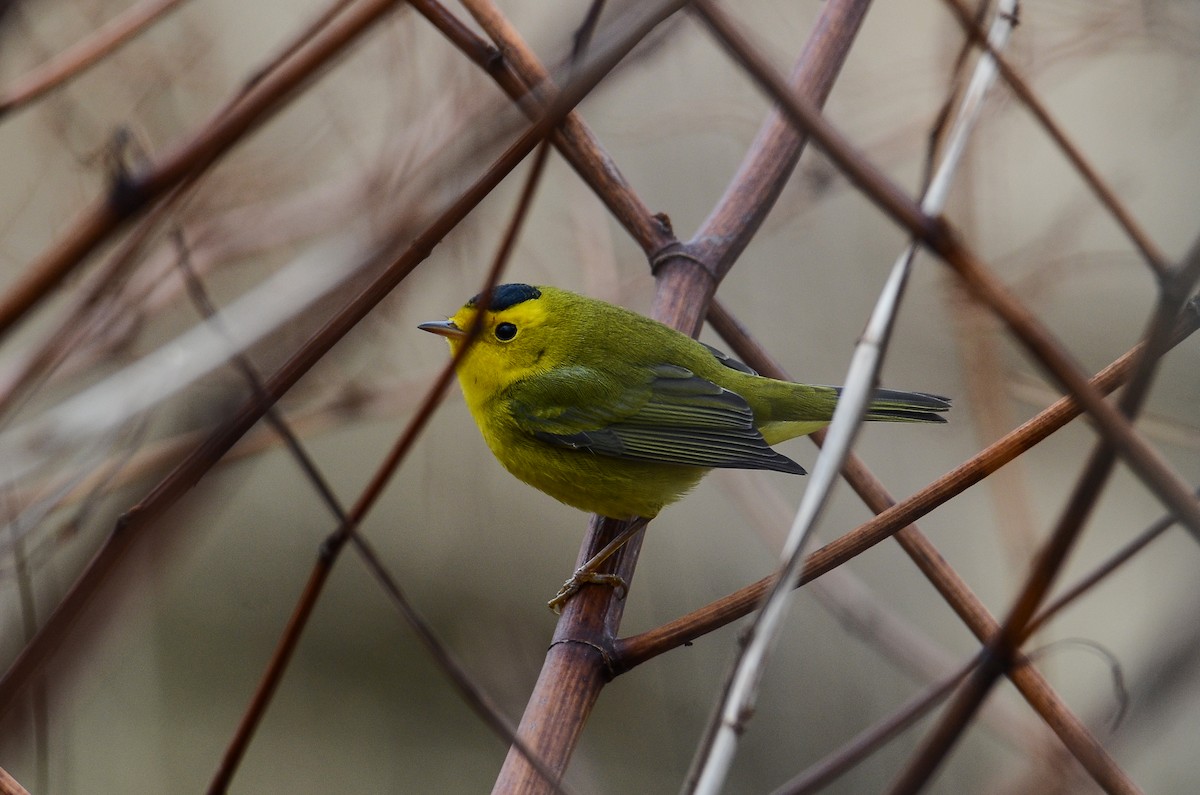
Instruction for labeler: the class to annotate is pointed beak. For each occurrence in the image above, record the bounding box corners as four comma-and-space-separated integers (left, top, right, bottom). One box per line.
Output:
418, 319, 465, 338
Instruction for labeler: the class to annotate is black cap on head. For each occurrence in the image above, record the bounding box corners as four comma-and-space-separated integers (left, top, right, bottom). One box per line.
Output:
468, 283, 541, 311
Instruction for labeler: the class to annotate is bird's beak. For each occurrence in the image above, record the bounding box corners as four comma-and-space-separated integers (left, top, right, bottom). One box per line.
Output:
418, 320, 465, 338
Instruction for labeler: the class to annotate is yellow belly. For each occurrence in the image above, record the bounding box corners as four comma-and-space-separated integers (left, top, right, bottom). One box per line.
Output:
476, 412, 705, 518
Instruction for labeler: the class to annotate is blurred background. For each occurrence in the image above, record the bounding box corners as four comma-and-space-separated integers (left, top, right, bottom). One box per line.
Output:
0, 1, 1198, 792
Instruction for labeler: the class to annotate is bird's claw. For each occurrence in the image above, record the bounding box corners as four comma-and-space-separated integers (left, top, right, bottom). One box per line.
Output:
547, 569, 628, 613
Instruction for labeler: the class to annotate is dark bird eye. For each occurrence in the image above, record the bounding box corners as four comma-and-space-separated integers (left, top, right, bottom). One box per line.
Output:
495, 322, 518, 341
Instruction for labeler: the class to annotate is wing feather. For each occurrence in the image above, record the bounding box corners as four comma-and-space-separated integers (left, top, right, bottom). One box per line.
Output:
508, 363, 805, 475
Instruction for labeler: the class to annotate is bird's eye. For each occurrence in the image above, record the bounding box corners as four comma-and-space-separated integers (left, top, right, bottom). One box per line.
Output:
495, 322, 518, 341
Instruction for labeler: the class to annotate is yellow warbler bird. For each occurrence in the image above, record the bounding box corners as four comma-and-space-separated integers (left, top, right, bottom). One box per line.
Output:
421, 284, 948, 606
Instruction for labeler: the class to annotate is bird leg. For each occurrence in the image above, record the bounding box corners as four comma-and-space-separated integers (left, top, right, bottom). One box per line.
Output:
548, 517, 649, 613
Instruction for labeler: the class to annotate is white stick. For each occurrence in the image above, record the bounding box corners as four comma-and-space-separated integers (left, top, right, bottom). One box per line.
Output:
688, 3, 1019, 792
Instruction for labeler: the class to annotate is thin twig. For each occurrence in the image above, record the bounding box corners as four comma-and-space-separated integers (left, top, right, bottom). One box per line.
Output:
0, 0, 408, 341
686, 4, 1016, 789
889, 234, 1200, 795
492, 3, 873, 791
0, 0, 192, 117
937, 0, 1170, 276
0, 0, 374, 420
619, 300, 1199, 793
451, 0, 669, 253
0, 7, 640, 717
2, 497, 46, 794
771, 480, 1194, 794
693, 0, 1200, 549
771, 656, 977, 795
1026, 495, 1193, 638
616, 300, 1200, 668
207, 135, 563, 792
0, 766, 30, 795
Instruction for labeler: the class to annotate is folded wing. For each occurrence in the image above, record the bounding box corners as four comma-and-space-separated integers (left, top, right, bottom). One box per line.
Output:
509, 363, 806, 475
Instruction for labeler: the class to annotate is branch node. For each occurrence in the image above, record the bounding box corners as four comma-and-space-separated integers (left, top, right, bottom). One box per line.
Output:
649, 241, 710, 279
547, 636, 618, 679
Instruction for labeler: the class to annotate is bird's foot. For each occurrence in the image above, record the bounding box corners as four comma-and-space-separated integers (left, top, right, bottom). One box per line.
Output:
547, 569, 628, 614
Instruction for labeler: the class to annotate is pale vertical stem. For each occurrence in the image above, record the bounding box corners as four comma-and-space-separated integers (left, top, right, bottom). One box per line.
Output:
687, 3, 1018, 792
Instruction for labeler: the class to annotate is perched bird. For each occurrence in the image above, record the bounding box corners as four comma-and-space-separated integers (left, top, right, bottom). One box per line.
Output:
420, 283, 949, 606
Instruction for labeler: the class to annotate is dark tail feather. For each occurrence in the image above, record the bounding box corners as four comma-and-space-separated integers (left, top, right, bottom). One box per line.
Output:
832, 387, 952, 423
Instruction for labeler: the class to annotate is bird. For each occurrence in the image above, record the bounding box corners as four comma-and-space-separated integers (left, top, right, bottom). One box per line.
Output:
420, 283, 949, 609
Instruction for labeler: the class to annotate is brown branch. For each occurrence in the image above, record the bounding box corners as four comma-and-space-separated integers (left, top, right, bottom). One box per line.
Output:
1027, 495, 1192, 638
771, 481, 1192, 795
0, 0, 192, 117
0, 179, 191, 420
453, 0, 670, 253
735, 305, 1147, 794
616, 300, 1200, 794
0, 766, 30, 795
0, 0, 406, 341
937, 0, 1170, 276
888, 235, 1200, 795
492, 2, 875, 791
614, 297, 1200, 666
5, 2, 1186, 789
692, 0, 1200, 543
0, 0, 380, 419
679, 1, 876, 286
771, 656, 976, 795
207, 142, 561, 793
690, 1, 947, 257
944, 240, 1200, 528
0, 19, 633, 719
